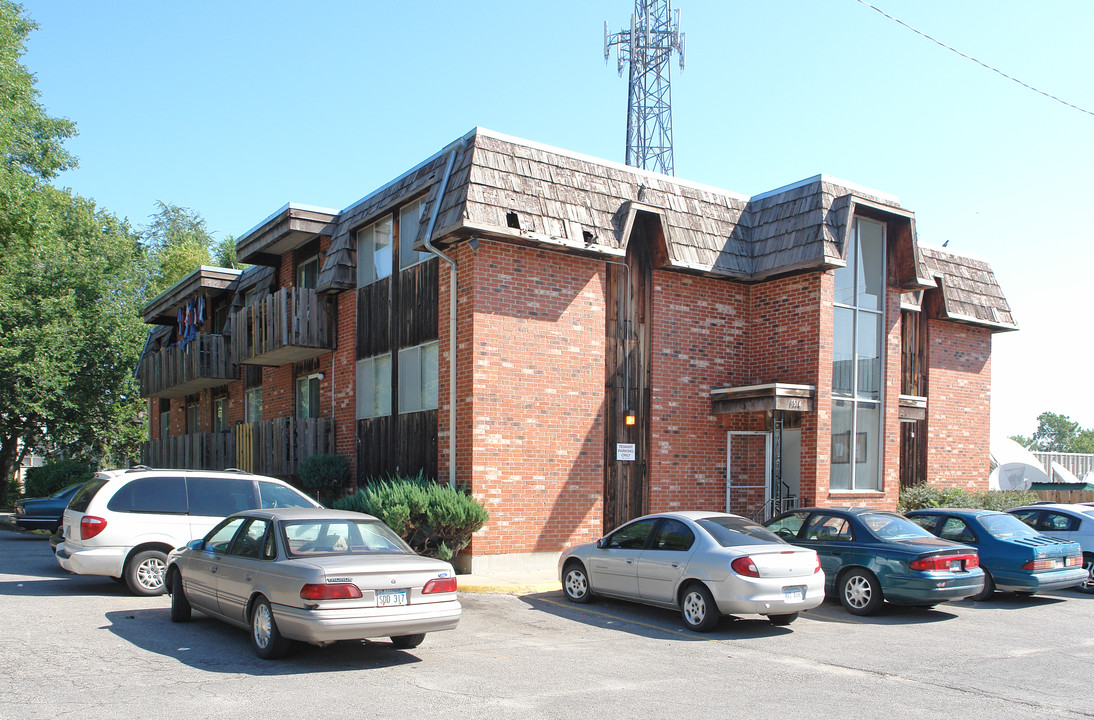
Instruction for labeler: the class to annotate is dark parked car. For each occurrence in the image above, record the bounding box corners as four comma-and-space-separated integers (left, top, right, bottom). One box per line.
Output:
14, 483, 84, 532
907, 508, 1086, 599
765, 507, 984, 615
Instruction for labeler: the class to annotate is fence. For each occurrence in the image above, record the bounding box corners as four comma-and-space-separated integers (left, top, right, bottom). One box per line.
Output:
1030, 452, 1094, 481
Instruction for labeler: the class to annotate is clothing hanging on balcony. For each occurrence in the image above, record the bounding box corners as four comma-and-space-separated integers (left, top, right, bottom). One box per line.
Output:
176, 294, 207, 348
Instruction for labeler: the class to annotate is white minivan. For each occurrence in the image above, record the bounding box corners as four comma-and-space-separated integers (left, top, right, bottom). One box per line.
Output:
56, 467, 321, 595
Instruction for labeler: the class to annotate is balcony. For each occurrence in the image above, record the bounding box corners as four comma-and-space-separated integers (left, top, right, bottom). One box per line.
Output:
138, 334, 234, 399
141, 431, 235, 470
234, 416, 333, 477
231, 287, 333, 366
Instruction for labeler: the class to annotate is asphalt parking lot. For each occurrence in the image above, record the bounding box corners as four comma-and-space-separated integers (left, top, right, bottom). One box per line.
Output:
2, 526, 1092, 720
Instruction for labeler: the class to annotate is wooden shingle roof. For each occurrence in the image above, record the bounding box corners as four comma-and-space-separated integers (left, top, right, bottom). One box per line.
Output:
308, 128, 1010, 330
920, 246, 1017, 331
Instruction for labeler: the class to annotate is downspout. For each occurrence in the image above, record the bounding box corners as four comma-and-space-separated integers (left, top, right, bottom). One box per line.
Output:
422, 138, 466, 488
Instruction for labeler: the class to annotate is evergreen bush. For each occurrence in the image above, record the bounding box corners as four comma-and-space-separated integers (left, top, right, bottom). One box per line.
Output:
23, 460, 95, 498
897, 485, 1040, 513
334, 473, 488, 561
298, 454, 349, 505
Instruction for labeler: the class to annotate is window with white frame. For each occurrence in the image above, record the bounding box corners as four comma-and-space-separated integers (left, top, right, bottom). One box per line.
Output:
356, 354, 392, 419
831, 217, 886, 492
212, 396, 228, 432
296, 374, 321, 419
297, 255, 319, 289
398, 341, 438, 413
399, 198, 430, 269
356, 216, 393, 287
245, 386, 263, 424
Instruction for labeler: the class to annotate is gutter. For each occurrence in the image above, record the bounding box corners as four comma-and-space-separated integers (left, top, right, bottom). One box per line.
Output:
422, 137, 466, 488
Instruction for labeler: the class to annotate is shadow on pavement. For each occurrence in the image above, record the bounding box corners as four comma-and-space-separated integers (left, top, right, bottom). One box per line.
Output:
518, 590, 797, 640
103, 608, 425, 675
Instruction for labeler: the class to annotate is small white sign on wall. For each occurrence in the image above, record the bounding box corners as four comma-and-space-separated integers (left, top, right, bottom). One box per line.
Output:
616, 443, 636, 461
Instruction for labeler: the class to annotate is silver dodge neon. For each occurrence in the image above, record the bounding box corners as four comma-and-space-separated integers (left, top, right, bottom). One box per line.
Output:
559, 510, 824, 631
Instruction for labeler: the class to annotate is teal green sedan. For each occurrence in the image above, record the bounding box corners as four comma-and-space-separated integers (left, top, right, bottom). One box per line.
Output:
765, 507, 984, 615
906, 508, 1085, 600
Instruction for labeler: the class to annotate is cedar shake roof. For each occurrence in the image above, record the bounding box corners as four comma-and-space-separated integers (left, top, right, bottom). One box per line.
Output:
298, 127, 1009, 331
920, 246, 1017, 331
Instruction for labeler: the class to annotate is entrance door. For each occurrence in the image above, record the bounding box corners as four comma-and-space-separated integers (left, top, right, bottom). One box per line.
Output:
726, 432, 771, 520
780, 428, 802, 512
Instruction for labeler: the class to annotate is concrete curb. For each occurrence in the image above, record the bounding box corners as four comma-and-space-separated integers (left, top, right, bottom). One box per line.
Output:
457, 580, 562, 595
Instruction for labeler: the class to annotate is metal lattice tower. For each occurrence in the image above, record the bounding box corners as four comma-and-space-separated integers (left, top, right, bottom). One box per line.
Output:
604, 1, 686, 175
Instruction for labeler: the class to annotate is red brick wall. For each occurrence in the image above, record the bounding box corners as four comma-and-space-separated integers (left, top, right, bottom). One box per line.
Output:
458, 241, 607, 556
648, 270, 748, 513
332, 288, 357, 482
926, 319, 992, 489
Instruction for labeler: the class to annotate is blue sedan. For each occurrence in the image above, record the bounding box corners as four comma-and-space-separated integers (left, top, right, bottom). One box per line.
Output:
766, 507, 984, 615
906, 508, 1085, 600
14, 483, 84, 532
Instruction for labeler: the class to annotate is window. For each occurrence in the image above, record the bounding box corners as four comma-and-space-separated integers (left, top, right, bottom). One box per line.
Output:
605, 518, 658, 549
186, 477, 257, 517
245, 386, 263, 423
231, 518, 272, 560
296, 374, 321, 419
356, 216, 393, 287
831, 217, 886, 491
939, 518, 977, 544
206, 516, 247, 553
803, 514, 853, 542
398, 341, 438, 413
651, 519, 695, 551
399, 198, 430, 269
159, 399, 170, 438
186, 402, 200, 434
212, 396, 228, 432
297, 255, 319, 289
701, 516, 787, 546
259, 481, 319, 509
356, 354, 392, 419
764, 511, 809, 541
107, 477, 187, 514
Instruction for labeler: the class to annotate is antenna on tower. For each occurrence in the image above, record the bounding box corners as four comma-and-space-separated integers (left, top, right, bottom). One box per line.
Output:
604, 0, 686, 175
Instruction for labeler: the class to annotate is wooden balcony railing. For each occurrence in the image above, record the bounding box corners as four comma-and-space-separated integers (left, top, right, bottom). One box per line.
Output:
138, 334, 233, 399
230, 287, 332, 366
141, 431, 235, 470
233, 416, 333, 477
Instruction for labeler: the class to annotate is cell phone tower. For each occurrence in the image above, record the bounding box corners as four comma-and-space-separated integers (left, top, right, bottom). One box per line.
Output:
604, 1, 686, 176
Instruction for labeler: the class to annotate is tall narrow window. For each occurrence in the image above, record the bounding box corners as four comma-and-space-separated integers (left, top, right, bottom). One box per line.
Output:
398, 341, 439, 413
399, 198, 430, 269
831, 217, 886, 491
296, 374, 321, 419
159, 399, 171, 438
212, 396, 228, 432
356, 354, 392, 419
297, 255, 319, 289
356, 217, 393, 287
245, 387, 263, 423
186, 399, 200, 434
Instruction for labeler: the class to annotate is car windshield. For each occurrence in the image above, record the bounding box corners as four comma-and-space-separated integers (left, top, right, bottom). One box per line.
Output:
282, 519, 412, 557
978, 513, 1040, 539
698, 517, 786, 546
861, 513, 935, 540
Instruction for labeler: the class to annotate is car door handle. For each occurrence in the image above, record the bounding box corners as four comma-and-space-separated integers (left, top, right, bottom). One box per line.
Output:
626, 559, 633, 564
671, 563, 680, 568
210, 566, 218, 574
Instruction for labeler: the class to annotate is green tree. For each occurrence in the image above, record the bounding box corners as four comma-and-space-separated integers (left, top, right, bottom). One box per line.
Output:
143, 201, 214, 296
0, 2, 148, 503
1025, 412, 1094, 453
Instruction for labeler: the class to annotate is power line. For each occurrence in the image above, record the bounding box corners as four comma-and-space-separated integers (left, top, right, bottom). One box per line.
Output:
855, 0, 1094, 118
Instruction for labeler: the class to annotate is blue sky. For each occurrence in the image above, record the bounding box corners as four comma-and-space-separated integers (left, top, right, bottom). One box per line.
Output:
22, 0, 1094, 439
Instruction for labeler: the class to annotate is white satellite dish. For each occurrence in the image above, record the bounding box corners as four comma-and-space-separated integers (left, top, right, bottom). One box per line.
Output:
988, 437, 1049, 491
1051, 461, 1082, 485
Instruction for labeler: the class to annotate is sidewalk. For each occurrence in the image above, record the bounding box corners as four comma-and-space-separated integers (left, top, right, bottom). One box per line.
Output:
456, 569, 561, 595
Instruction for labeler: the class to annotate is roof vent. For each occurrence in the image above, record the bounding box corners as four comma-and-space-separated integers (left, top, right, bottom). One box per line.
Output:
506, 211, 521, 230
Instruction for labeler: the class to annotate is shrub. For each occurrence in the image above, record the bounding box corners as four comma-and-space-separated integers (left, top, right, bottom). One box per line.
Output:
23, 459, 95, 498
334, 473, 488, 561
898, 485, 1040, 513
298, 454, 349, 505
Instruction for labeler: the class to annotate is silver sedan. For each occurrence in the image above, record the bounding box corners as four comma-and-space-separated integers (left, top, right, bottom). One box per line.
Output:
559, 511, 824, 631
165, 508, 461, 658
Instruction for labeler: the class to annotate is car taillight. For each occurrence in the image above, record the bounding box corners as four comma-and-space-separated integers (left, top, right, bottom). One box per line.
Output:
731, 556, 760, 578
909, 553, 978, 571
300, 583, 363, 600
423, 577, 457, 594
80, 516, 107, 540
814, 555, 823, 574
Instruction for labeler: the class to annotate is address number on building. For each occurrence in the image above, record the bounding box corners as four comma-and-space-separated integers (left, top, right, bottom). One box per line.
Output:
616, 443, 636, 461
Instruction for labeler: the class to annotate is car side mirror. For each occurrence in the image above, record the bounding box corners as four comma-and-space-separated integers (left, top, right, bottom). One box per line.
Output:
187, 539, 205, 551
596, 537, 608, 549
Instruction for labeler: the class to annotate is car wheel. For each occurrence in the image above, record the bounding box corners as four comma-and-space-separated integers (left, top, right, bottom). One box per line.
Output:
562, 561, 593, 604
767, 612, 798, 626
1077, 554, 1094, 594
970, 569, 995, 601
250, 596, 291, 659
169, 572, 191, 623
125, 550, 168, 596
679, 583, 720, 632
839, 568, 884, 616
390, 634, 425, 649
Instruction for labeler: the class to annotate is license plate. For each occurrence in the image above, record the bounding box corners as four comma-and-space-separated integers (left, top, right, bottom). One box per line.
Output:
782, 586, 805, 603
376, 589, 407, 607
1052, 559, 1063, 569
949, 559, 962, 571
